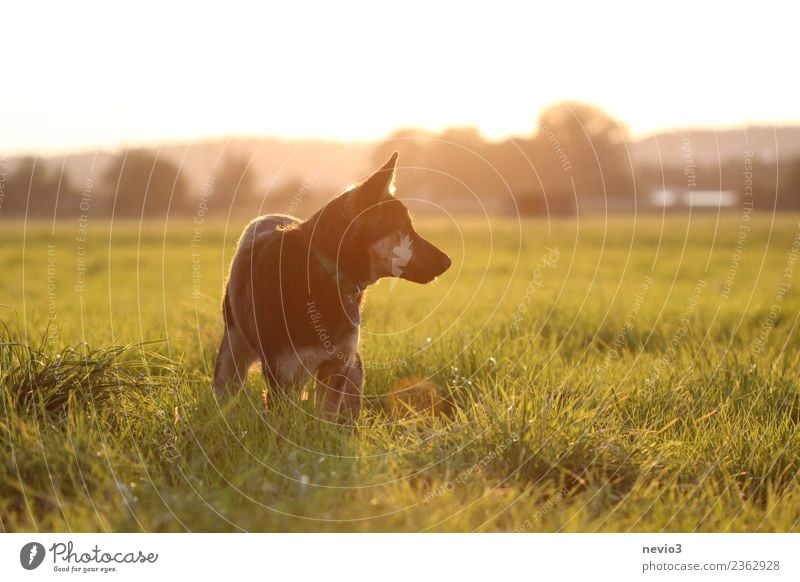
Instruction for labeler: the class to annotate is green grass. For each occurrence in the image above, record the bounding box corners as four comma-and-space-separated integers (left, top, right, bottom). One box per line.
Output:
1, 213, 800, 531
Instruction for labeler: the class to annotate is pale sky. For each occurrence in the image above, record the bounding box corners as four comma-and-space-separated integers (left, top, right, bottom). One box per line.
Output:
2, 0, 798, 154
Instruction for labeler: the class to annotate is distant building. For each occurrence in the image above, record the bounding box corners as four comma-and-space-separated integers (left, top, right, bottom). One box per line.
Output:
649, 189, 738, 210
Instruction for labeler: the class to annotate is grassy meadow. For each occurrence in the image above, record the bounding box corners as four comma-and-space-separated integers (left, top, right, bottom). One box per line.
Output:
1, 213, 800, 532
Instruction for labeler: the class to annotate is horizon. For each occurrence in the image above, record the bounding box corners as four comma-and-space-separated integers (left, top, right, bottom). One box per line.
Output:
3, 1, 799, 156
3, 119, 800, 159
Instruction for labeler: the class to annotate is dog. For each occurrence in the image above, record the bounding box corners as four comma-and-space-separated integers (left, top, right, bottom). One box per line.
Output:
213, 153, 451, 422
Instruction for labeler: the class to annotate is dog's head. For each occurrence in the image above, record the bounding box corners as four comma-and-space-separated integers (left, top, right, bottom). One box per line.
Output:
318, 153, 451, 286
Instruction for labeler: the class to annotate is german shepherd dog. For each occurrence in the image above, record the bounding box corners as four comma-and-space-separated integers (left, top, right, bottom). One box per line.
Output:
213, 153, 451, 422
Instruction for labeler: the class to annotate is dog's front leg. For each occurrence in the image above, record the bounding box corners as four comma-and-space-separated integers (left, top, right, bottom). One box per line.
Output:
314, 354, 363, 424
260, 359, 306, 409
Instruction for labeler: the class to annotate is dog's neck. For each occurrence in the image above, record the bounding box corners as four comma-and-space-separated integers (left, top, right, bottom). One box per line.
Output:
301, 197, 374, 289
311, 246, 363, 299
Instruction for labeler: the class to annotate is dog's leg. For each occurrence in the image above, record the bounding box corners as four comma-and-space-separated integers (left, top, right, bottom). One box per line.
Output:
213, 324, 258, 396
314, 353, 363, 424
260, 358, 310, 409
260, 361, 282, 409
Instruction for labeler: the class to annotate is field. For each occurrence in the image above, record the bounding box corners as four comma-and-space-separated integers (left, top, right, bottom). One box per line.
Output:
1, 214, 800, 532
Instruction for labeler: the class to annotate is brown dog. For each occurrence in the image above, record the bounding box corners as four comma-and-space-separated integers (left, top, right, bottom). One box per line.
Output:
213, 153, 451, 421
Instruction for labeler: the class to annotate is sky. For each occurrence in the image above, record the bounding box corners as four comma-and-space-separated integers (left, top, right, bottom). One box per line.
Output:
2, 0, 798, 154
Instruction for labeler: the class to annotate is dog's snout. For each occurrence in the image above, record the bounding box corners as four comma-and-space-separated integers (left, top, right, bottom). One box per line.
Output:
440, 254, 452, 272
402, 236, 451, 283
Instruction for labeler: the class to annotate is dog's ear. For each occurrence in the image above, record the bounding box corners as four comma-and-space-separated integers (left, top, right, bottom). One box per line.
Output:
357, 152, 398, 206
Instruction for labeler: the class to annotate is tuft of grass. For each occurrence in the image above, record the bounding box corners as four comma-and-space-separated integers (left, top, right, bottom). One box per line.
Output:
1, 330, 174, 417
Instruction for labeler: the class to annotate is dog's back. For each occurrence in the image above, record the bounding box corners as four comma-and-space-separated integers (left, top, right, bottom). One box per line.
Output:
235, 214, 300, 257
226, 214, 300, 330
214, 214, 301, 394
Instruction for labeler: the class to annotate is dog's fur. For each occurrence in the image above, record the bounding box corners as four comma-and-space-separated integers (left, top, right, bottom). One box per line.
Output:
213, 153, 451, 421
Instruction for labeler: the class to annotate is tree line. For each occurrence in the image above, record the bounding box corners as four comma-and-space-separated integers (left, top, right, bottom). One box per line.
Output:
2, 101, 800, 220
0, 151, 263, 220
372, 102, 800, 214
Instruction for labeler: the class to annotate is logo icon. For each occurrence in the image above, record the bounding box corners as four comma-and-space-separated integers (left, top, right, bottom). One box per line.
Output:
20, 542, 46, 570
389, 234, 413, 290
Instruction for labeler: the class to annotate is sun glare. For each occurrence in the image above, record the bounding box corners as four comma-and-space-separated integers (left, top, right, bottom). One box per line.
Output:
2, 1, 799, 154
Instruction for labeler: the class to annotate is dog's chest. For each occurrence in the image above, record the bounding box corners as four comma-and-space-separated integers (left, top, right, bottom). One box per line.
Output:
275, 328, 359, 383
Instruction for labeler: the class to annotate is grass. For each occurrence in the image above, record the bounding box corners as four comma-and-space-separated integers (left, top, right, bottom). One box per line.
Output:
1, 213, 799, 531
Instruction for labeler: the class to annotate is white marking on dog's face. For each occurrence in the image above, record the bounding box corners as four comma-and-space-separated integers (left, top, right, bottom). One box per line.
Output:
391, 234, 413, 276
368, 230, 413, 282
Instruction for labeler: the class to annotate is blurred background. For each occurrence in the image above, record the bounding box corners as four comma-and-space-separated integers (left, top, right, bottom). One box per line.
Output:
1, 0, 798, 222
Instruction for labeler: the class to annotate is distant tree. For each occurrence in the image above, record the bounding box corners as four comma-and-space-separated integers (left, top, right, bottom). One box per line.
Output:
748, 154, 800, 211
371, 128, 435, 197
784, 156, 800, 210
367, 105, 633, 213
204, 153, 259, 218
102, 150, 189, 218
535, 102, 632, 202
431, 127, 506, 198
372, 127, 505, 201
371, 128, 434, 170
0, 157, 70, 219
264, 178, 311, 216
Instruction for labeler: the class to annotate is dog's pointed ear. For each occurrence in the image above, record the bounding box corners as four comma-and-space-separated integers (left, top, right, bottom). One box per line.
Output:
359, 152, 398, 205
